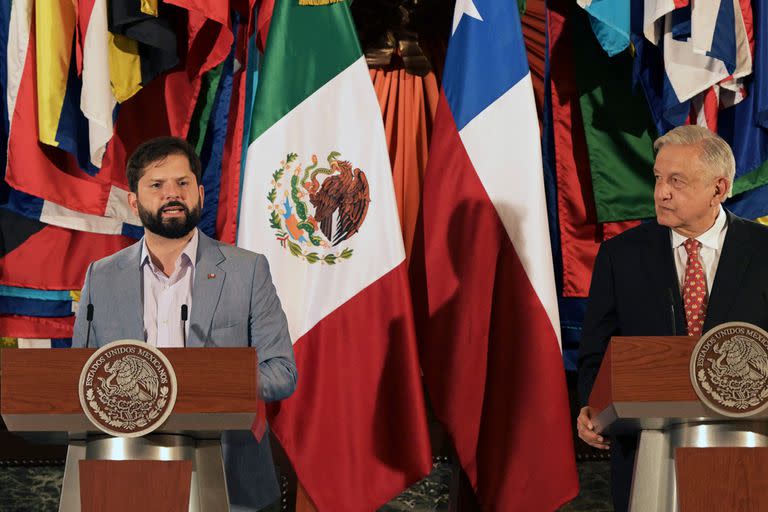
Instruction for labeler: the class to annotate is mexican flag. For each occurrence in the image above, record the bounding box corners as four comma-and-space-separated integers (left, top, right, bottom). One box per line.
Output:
236, 0, 432, 510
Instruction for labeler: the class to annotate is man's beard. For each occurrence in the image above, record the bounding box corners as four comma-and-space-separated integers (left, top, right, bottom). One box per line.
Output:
138, 200, 202, 239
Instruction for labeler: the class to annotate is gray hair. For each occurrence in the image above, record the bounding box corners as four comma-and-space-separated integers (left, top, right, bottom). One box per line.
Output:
654, 125, 735, 197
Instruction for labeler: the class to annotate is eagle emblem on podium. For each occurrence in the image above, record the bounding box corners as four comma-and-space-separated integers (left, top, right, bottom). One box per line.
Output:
99, 355, 161, 402
267, 152, 370, 264
691, 322, 768, 418
79, 340, 177, 437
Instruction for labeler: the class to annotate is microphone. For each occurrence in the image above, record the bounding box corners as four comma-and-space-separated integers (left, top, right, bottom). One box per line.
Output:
667, 288, 677, 337
85, 304, 94, 348
181, 304, 188, 346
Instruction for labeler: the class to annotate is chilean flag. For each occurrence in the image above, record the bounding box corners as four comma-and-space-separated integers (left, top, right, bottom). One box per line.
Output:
417, 0, 578, 508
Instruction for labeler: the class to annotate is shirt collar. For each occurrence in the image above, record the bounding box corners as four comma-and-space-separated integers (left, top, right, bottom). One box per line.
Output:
671, 206, 727, 250
140, 228, 199, 271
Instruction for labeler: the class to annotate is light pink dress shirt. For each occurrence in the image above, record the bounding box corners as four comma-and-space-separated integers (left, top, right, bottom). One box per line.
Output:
140, 229, 198, 347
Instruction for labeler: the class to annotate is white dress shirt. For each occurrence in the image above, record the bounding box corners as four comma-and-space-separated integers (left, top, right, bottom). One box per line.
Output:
671, 207, 728, 295
140, 229, 198, 347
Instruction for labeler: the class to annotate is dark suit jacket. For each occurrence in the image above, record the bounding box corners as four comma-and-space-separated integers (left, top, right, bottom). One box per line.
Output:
577, 211, 768, 511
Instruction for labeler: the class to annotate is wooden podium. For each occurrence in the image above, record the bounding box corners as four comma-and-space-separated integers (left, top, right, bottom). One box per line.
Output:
589, 336, 768, 512
0, 347, 264, 512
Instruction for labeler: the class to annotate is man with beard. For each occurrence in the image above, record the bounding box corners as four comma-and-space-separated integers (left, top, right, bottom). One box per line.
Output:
72, 136, 296, 511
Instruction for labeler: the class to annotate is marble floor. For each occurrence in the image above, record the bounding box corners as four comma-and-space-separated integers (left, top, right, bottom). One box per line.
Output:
0, 459, 610, 511
559, 461, 612, 512
0, 466, 62, 512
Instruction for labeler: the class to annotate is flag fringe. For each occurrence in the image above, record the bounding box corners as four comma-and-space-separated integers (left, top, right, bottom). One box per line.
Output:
298, 0, 344, 5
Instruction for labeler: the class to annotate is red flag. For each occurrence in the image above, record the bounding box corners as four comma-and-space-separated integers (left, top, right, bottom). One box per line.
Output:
0, 225, 133, 290
0, 315, 74, 338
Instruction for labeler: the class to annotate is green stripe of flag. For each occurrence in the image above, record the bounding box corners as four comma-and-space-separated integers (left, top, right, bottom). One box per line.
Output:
574, 9, 657, 222
249, 0, 362, 142
188, 62, 226, 154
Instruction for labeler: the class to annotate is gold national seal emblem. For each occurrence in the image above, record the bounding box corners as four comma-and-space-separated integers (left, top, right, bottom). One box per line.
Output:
78, 340, 178, 437
690, 322, 768, 418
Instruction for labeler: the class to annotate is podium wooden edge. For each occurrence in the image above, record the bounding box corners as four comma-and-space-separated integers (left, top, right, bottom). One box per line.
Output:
588, 340, 613, 414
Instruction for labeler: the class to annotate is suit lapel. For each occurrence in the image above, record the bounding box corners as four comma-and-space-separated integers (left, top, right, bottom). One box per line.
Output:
189, 232, 226, 346
642, 222, 686, 335
116, 241, 145, 340
705, 212, 752, 330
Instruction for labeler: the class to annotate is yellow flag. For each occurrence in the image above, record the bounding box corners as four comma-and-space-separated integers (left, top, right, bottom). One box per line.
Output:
36, 0, 76, 146
108, 33, 143, 103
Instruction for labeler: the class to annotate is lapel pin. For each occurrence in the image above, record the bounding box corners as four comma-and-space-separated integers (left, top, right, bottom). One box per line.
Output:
207, 273, 216, 279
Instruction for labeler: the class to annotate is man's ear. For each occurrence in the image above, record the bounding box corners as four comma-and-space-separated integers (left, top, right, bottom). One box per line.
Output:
198, 184, 205, 209
713, 177, 730, 203
128, 192, 139, 216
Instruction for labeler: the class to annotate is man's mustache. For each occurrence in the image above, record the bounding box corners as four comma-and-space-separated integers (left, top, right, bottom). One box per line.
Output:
159, 201, 190, 214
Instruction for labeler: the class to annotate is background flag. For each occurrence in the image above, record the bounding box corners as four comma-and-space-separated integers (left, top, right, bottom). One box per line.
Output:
237, 0, 431, 509
417, 0, 578, 507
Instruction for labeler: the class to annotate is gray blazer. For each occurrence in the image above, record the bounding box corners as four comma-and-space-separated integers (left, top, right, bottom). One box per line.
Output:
72, 230, 297, 510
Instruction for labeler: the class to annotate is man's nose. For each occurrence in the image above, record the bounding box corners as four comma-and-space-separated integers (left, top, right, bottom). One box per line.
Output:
163, 183, 182, 198
655, 182, 671, 200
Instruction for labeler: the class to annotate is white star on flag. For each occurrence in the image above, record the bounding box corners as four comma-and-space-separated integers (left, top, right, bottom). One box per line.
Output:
452, 0, 483, 35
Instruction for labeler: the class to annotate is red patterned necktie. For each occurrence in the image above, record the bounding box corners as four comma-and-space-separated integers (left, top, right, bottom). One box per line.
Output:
683, 238, 707, 336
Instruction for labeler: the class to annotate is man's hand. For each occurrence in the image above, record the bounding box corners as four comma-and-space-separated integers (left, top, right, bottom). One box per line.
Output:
576, 406, 610, 450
